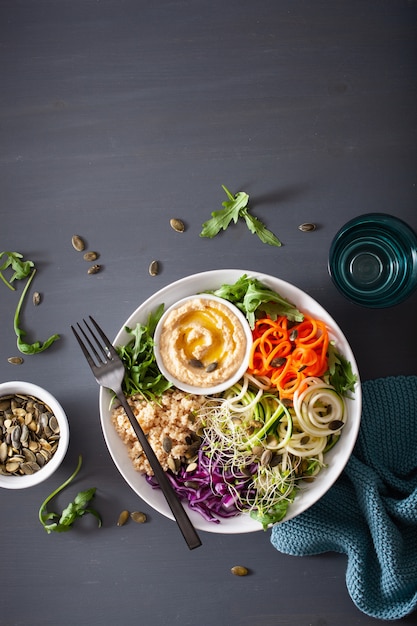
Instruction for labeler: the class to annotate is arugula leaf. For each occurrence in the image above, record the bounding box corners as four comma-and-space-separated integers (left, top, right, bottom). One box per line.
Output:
116, 304, 172, 400
200, 188, 249, 237
239, 208, 282, 247
206, 274, 303, 328
0, 251, 35, 290
39, 455, 102, 534
200, 185, 282, 247
326, 342, 358, 396
14, 269, 60, 354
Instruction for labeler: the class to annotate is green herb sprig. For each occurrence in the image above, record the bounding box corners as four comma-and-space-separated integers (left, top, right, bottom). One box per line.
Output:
326, 342, 358, 396
0, 251, 34, 290
200, 185, 282, 247
39, 455, 102, 533
14, 269, 60, 354
0, 251, 60, 354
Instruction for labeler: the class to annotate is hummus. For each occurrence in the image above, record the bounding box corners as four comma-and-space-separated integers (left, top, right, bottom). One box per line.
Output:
158, 297, 247, 388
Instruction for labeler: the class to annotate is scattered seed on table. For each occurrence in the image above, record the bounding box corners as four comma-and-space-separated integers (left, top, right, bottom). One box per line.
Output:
83, 251, 99, 262
87, 264, 101, 275
170, 218, 185, 233
71, 235, 85, 251
7, 356, 24, 365
130, 511, 147, 524
32, 292, 41, 306
117, 510, 130, 526
298, 223, 317, 232
231, 566, 249, 576
148, 260, 159, 276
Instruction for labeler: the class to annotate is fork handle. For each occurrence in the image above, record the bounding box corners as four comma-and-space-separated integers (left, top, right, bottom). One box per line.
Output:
116, 392, 202, 550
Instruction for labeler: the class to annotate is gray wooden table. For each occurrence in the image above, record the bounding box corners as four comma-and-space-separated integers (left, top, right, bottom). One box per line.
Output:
1, 1, 416, 625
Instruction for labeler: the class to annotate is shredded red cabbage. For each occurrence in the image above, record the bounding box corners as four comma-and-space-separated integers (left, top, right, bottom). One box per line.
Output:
146, 446, 254, 523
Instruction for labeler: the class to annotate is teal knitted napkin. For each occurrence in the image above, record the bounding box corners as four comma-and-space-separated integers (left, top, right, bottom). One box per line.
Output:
271, 375, 417, 621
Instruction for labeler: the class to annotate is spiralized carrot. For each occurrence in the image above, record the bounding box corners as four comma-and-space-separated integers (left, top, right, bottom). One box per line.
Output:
247, 314, 330, 399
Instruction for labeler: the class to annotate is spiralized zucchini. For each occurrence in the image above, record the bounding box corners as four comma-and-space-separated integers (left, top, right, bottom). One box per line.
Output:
196, 374, 346, 528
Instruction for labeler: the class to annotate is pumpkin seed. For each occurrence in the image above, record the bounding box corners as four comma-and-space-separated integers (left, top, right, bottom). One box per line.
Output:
270, 357, 286, 368
71, 235, 85, 251
252, 445, 263, 458
329, 419, 344, 431
83, 251, 98, 262
5, 460, 20, 473
7, 357, 24, 365
189, 359, 203, 368
148, 260, 159, 276
205, 362, 218, 373
298, 223, 317, 232
117, 510, 130, 526
231, 566, 249, 576
167, 455, 179, 473
130, 511, 147, 524
32, 292, 41, 306
162, 435, 172, 453
0, 393, 61, 477
260, 449, 273, 466
87, 264, 101, 275
170, 218, 185, 233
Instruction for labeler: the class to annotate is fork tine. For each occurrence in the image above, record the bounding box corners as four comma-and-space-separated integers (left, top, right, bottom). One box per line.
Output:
88, 316, 119, 358
79, 319, 110, 362
71, 324, 97, 369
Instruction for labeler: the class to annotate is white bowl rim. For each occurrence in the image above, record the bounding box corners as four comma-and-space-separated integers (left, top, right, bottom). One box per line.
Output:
153, 293, 253, 395
0, 380, 70, 490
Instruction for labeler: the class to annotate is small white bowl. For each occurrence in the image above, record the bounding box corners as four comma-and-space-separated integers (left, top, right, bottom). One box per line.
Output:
0, 381, 69, 490
154, 294, 253, 395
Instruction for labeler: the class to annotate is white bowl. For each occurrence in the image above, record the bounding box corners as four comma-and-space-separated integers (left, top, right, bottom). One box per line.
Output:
99, 269, 362, 534
154, 294, 253, 395
0, 381, 70, 489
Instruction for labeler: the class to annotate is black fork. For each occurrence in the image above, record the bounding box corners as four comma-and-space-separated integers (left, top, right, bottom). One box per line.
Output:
71, 316, 202, 550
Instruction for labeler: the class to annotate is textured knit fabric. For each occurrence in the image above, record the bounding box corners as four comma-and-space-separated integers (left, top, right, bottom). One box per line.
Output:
270, 376, 417, 621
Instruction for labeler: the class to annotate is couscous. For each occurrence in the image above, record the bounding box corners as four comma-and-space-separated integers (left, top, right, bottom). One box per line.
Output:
111, 389, 206, 476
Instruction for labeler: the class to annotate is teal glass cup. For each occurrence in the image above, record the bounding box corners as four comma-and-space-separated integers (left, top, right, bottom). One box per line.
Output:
328, 213, 417, 308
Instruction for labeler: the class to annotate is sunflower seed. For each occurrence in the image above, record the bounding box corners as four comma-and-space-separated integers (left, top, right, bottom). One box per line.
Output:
87, 264, 101, 275
71, 235, 85, 251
